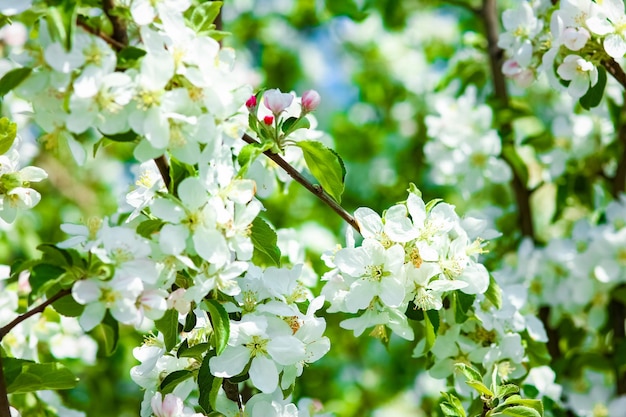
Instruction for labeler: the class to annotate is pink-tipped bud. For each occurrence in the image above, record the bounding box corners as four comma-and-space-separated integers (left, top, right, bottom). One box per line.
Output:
263, 88, 294, 115
263, 115, 274, 125
245, 95, 257, 110
301, 89, 321, 112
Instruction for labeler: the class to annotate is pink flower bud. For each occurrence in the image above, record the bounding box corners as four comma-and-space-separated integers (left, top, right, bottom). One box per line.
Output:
263, 115, 274, 125
301, 89, 321, 112
263, 88, 293, 115
245, 95, 257, 110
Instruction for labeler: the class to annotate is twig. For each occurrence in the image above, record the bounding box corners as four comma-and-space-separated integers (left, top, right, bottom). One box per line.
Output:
480, 0, 534, 239
222, 379, 242, 411
76, 17, 125, 51
102, 0, 128, 46
0, 288, 72, 341
613, 123, 626, 198
0, 355, 9, 417
242, 133, 361, 233
154, 155, 172, 191
602, 57, 626, 91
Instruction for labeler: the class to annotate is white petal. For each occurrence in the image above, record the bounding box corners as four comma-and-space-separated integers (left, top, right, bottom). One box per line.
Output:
209, 345, 250, 377
267, 336, 306, 365
249, 356, 278, 393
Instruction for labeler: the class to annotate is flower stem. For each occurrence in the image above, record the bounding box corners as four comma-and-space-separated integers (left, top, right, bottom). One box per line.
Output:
241, 133, 360, 233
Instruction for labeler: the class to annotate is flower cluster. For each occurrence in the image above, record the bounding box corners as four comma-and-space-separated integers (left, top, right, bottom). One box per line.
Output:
500, 0, 626, 100
0, 149, 47, 222
322, 189, 490, 340
424, 87, 511, 195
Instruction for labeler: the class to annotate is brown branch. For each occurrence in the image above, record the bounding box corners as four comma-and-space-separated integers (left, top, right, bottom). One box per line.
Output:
602, 58, 626, 91
222, 379, 242, 411
102, 0, 128, 46
480, 0, 534, 239
155, 155, 172, 191
242, 133, 361, 233
0, 355, 9, 417
613, 122, 626, 198
76, 17, 125, 51
0, 288, 72, 341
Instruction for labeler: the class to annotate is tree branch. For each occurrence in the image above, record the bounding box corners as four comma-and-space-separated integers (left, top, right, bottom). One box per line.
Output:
76, 17, 125, 51
602, 57, 626, 91
242, 133, 361, 233
0, 355, 10, 417
480, 0, 534, 239
154, 155, 172, 191
102, 0, 128, 46
613, 121, 626, 198
0, 288, 72, 341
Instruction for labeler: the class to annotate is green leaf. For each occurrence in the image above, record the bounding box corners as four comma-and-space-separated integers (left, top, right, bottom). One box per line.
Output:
455, 363, 483, 382
198, 350, 217, 413
296, 140, 346, 203
46, 284, 84, 317
103, 130, 139, 142
500, 405, 541, 417
496, 384, 520, 399
0, 116, 17, 154
0, 68, 31, 99
281, 116, 311, 136
439, 392, 466, 417
170, 158, 196, 195
160, 369, 193, 395
189, 1, 222, 33
503, 397, 544, 415
466, 380, 494, 397
454, 292, 475, 324
155, 309, 179, 351
45, 2, 77, 51
4, 358, 78, 393
203, 299, 230, 355
117, 46, 147, 68
425, 198, 443, 213
37, 243, 76, 267
579, 66, 607, 110
237, 141, 273, 177
423, 309, 437, 350
485, 275, 502, 310
177, 340, 210, 360
30, 264, 65, 297
97, 311, 119, 356
136, 219, 165, 239
250, 217, 281, 267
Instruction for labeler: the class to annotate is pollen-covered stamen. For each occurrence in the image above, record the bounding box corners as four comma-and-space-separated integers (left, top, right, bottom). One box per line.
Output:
470, 326, 497, 347
441, 257, 463, 279
245, 335, 269, 357
83, 43, 104, 67
169, 122, 186, 147
284, 316, 301, 334
408, 246, 423, 268
413, 287, 436, 311
183, 211, 205, 232
379, 232, 393, 249
241, 290, 256, 313
369, 324, 388, 342
88, 217, 103, 240
135, 88, 162, 110
110, 246, 134, 264
365, 264, 385, 281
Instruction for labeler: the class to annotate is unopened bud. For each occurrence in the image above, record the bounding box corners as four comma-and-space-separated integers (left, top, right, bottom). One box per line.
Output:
263, 115, 274, 125
263, 88, 293, 115
301, 89, 321, 112
245, 95, 257, 111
